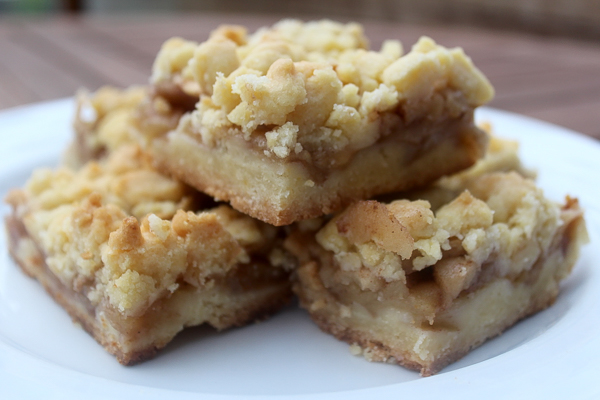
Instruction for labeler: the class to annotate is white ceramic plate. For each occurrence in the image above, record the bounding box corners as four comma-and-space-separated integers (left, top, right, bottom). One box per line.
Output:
0, 99, 599, 399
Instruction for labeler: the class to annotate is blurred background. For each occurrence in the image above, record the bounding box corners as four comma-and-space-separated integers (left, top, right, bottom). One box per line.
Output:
1, 0, 599, 40
1, 0, 599, 138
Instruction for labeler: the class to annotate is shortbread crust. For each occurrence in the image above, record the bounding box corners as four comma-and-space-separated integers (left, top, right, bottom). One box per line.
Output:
140, 20, 494, 225
5, 145, 294, 365
288, 172, 587, 375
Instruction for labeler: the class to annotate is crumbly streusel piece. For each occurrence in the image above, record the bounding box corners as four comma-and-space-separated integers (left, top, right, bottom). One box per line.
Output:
288, 172, 587, 375
5, 145, 293, 365
140, 19, 493, 225
65, 86, 146, 167
66, 85, 195, 168
394, 123, 535, 209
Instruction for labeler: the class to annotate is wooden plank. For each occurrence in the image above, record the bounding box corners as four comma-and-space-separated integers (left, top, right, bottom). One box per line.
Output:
525, 99, 600, 139
19, 19, 149, 89
80, 14, 282, 55
0, 15, 598, 141
0, 50, 41, 109
0, 28, 86, 102
490, 68, 600, 107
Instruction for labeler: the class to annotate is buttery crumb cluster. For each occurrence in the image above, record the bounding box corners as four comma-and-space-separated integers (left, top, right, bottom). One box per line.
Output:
316, 172, 564, 323
151, 19, 493, 168
6, 145, 283, 318
404, 127, 535, 210
74, 86, 147, 156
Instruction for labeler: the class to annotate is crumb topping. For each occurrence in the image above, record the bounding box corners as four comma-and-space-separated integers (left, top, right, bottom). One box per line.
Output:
23, 145, 189, 220
151, 19, 493, 169
74, 86, 147, 154
7, 145, 282, 317
435, 124, 535, 192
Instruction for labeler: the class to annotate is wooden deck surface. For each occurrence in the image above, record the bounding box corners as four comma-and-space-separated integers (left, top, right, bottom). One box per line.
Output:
1, 13, 599, 139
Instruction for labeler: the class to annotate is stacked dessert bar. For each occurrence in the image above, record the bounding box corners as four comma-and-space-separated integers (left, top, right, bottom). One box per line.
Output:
143, 21, 493, 225
4, 19, 587, 374
6, 143, 294, 365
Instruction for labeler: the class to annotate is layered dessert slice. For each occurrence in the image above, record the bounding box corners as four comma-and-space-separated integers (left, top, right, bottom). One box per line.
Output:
139, 19, 494, 225
287, 172, 587, 375
5, 145, 294, 365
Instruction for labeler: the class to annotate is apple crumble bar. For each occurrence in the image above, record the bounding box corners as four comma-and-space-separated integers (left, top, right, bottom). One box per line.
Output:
287, 172, 587, 375
5, 145, 294, 365
140, 19, 494, 225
